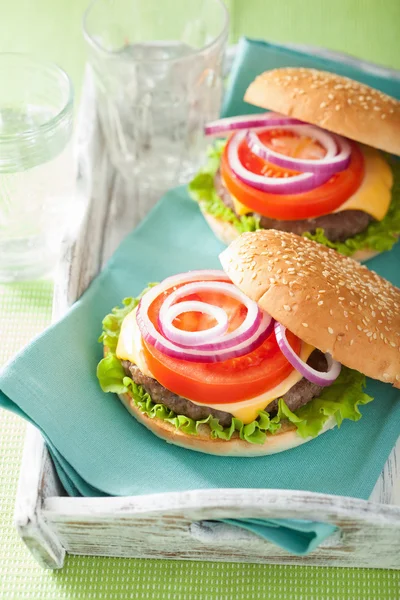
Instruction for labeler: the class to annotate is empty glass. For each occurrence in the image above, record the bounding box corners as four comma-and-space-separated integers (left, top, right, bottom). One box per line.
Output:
0, 54, 77, 282
83, 0, 229, 188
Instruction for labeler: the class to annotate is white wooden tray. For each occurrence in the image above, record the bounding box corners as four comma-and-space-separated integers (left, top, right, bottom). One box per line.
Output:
14, 47, 400, 570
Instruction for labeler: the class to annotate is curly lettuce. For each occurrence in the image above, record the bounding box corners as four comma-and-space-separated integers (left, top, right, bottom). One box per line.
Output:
189, 143, 400, 257
97, 294, 373, 445
188, 142, 260, 234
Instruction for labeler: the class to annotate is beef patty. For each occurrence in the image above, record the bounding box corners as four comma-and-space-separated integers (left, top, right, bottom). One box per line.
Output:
214, 171, 372, 242
121, 350, 327, 427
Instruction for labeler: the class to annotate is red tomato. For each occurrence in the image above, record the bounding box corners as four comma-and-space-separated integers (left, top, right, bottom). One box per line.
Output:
220, 129, 365, 220
142, 284, 301, 405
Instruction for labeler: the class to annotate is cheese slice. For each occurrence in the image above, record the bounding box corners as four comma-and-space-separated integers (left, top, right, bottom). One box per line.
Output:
229, 146, 393, 222
333, 146, 392, 220
116, 307, 154, 377
117, 308, 315, 424
232, 194, 253, 216
193, 342, 314, 423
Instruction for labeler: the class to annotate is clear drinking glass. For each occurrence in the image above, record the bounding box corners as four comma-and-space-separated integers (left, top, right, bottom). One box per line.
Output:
83, 0, 229, 188
0, 54, 76, 282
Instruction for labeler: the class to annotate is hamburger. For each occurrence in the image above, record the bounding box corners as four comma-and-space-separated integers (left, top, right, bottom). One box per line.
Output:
97, 230, 400, 456
189, 68, 400, 261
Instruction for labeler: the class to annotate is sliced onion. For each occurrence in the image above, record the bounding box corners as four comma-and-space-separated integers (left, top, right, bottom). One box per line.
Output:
228, 131, 333, 194
204, 113, 305, 137
247, 127, 351, 175
159, 281, 261, 351
274, 322, 341, 387
162, 301, 229, 346
136, 274, 274, 363
159, 270, 230, 289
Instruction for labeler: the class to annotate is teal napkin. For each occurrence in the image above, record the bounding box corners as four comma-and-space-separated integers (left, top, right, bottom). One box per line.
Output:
1, 39, 400, 557
221, 519, 335, 555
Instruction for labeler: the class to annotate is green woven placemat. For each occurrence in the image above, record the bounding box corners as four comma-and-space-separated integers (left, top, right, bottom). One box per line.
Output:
1, 285, 400, 599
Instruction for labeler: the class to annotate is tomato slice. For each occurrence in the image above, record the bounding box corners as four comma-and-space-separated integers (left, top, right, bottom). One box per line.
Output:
142, 283, 302, 405
220, 129, 365, 220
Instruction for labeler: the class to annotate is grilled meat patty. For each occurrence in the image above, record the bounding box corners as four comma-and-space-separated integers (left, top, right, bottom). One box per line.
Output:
214, 171, 372, 242
121, 350, 327, 427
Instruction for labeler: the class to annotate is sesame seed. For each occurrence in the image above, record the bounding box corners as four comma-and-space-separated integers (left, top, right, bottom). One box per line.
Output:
328, 327, 334, 334
318, 300, 324, 306
283, 305, 291, 312
335, 104, 341, 111
302, 322, 308, 327
320, 101, 327, 109
350, 339, 354, 346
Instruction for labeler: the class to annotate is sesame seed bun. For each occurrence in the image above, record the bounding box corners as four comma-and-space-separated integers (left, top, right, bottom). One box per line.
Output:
118, 388, 337, 456
203, 210, 381, 263
244, 68, 400, 156
220, 230, 400, 388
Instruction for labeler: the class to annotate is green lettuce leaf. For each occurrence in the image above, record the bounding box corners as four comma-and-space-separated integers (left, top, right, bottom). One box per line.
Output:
188, 142, 260, 234
98, 284, 157, 352
275, 368, 373, 438
189, 143, 400, 257
97, 294, 374, 446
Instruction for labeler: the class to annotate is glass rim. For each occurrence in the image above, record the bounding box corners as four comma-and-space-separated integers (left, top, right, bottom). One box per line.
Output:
0, 52, 73, 141
82, 0, 229, 62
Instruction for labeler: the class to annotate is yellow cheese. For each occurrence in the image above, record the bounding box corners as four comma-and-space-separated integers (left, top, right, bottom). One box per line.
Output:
232, 194, 253, 216
116, 307, 154, 377
228, 147, 393, 222
117, 308, 315, 425
334, 146, 392, 220
191, 343, 314, 423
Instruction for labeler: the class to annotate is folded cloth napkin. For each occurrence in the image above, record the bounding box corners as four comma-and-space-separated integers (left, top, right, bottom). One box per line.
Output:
1, 38, 400, 556
221, 519, 336, 555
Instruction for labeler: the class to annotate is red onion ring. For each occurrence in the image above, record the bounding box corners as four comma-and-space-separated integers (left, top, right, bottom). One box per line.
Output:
159, 281, 261, 350
228, 131, 333, 194
274, 322, 341, 386
204, 113, 305, 137
247, 127, 351, 175
136, 273, 274, 363
162, 300, 229, 346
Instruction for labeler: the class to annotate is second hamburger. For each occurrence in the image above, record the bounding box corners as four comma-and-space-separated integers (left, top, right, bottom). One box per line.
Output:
190, 68, 400, 261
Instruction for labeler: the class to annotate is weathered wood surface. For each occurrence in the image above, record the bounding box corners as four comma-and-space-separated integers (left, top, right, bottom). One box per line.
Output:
15, 49, 400, 570
14, 424, 66, 569
42, 490, 400, 569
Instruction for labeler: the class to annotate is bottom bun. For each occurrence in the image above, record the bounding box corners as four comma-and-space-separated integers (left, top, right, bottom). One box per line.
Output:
119, 391, 337, 456
202, 211, 239, 246
202, 211, 382, 264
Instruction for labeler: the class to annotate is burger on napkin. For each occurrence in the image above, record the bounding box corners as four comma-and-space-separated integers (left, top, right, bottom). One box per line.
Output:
97, 230, 400, 456
189, 68, 400, 261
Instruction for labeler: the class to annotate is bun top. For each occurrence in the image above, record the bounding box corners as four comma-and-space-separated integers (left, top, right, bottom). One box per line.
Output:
220, 230, 400, 388
244, 68, 400, 156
